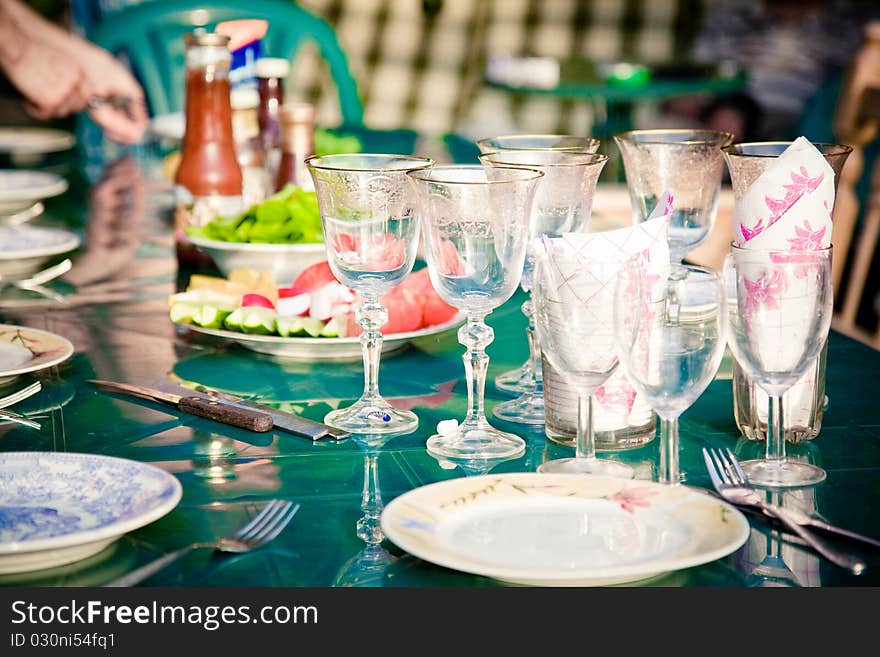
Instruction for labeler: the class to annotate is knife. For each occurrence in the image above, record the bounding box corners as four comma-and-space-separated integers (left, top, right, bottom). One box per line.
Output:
89, 380, 273, 433
161, 380, 350, 441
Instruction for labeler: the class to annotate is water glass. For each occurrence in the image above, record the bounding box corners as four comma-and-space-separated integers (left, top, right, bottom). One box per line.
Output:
724, 246, 834, 487
408, 165, 543, 460
614, 129, 733, 263
306, 154, 433, 434
478, 149, 608, 425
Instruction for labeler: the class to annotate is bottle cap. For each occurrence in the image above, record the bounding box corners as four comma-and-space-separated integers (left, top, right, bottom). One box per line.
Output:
183, 30, 230, 48
281, 102, 316, 124
256, 57, 291, 79
230, 87, 261, 110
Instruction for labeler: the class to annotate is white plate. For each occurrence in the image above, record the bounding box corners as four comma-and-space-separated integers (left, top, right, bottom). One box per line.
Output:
381, 472, 749, 587
182, 313, 464, 361
0, 452, 181, 574
0, 128, 75, 156
0, 225, 80, 278
0, 170, 68, 214
187, 234, 327, 285
150, 112, 184, 142
0, 324, 74, 386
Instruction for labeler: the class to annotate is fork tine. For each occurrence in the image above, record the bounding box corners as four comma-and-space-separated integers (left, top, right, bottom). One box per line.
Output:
249, 503, 299, 546
708, 448, 731, 485
702, 448, 723, 490
726, 448, 749, 483
717, 448, 743, 485
237, 500, 288, 541
243, 501, 294, 544
233, 500, 283, 540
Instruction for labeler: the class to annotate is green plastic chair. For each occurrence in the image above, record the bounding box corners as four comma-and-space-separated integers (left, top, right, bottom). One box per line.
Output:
88, 0, 364, 124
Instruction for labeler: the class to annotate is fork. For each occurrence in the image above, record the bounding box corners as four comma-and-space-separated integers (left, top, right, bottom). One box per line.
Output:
104, 499, 300, 587
703, 447, 866, 575
0, 381, 41, 409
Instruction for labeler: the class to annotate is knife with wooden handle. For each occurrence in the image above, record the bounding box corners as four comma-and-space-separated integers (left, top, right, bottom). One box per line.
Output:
88, 380, 273, 432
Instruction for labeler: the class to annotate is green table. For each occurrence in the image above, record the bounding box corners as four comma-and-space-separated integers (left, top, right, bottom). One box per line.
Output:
0, 153, 877, 588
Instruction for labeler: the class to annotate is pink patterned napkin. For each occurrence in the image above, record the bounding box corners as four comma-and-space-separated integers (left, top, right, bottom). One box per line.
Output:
733, 137, 834, 250
537, 193, 672, 429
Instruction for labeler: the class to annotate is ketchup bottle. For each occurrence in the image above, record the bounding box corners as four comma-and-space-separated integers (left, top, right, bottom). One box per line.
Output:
175, 30, 244, 267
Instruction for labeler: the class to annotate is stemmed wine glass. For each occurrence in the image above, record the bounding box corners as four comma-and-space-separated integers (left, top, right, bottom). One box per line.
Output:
408, 165, 543, 460
478, 150, 608, 425
306, 154, 433, 434
530, 250, 634, 477
614, 260, 727, 484
476, 134, 601, 394
614, 129, 732, 264
724, 245, 833, 487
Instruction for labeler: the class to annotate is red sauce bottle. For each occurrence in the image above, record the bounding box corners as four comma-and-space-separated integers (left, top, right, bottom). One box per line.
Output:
175, 31, 244, 266
275, 102, 316, 192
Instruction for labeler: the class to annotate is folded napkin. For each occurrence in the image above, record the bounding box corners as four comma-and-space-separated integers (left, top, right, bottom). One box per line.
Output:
537, 194, 672, 429
733, 137, 834, 251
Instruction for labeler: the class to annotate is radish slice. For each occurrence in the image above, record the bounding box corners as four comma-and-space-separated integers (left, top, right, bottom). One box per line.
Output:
276, 293, 311, 317
241, 293, 276, 309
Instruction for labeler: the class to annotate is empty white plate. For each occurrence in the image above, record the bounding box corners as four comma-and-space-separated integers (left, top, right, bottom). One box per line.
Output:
0, 170, 68, 214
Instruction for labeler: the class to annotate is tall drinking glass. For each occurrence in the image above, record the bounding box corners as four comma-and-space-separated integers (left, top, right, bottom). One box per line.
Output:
531, 251, 634, 478
478, 150, 608, 425
614, 129, 733, 264
476, 134, 601, 394
408, 165, 543, 459
306, 154, 433, 434
724, 246, 833, 487
614, 260, 727, 484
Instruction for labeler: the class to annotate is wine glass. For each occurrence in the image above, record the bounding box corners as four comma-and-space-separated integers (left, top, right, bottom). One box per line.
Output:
408, 164, 543, 460
478, 150, 608, 425
724, 245, 833, 487
306, 154, 433, 434
614, 129, 733, 264
614, 260, 727, 484
476, 134, 601, 394
530, 250, 634, 477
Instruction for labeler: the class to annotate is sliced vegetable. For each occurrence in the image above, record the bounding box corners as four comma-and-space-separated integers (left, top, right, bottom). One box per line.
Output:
239, 307, 278, 335
275, 316, 306, 337
301, 317, 325, 337
192, 305, 232, 329
321, 316, 345, 337
169, 301, 203, 324
241, 293, 276, 309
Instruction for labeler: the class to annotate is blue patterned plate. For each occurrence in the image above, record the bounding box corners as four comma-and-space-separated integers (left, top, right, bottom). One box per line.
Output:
0, 452, 182, 574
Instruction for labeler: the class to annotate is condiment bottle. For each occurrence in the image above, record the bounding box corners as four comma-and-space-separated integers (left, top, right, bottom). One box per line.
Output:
230, 86, 269, 205
275, 102, 316, 192
256, 57, 290, 153
174, 31, 243, 266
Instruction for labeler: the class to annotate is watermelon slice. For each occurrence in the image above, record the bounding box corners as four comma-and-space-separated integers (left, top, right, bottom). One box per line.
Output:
293, 261, 338, 292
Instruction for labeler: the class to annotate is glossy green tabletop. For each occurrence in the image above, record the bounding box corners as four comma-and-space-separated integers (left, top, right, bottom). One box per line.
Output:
0, 152, 878, 588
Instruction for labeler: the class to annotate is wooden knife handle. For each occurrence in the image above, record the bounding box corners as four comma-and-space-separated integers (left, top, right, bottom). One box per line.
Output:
179, 397, 273, 432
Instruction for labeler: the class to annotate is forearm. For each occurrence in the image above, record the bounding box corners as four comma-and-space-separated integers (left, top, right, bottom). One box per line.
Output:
0, 0, 84, 57
0, 1, 28, 67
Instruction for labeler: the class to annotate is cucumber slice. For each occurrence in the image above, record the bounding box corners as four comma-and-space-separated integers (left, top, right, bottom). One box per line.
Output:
224, 307, 247, 330
169, 301, 203, 325
301, 317, 326, 337
192, 305, 232, 329
240, 307, 278, 335
321, 316, 345, 337
275, 316, 306, 337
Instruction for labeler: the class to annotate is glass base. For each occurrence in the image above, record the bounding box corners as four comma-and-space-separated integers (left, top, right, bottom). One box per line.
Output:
492, 390, 544, 425
537, 457, 634, 478
739, 459, 826, 488
426, 420, 525, 460
324, 398, 418, 435
495, 362, 533, 394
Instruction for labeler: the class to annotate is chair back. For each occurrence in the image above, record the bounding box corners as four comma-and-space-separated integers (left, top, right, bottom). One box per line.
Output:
88, 0, 363, 124
832, 21, 880, 349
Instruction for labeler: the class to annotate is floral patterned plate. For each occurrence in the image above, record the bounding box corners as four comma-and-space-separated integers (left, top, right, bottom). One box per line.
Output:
0, 324, 74, 386
381, 472, 749, 587
0, 452, 181, 574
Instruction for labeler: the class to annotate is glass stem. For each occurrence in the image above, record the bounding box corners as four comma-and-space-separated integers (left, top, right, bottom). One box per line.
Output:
357, 452, 384, 545
523, 296, 542, 390
460, 313, 493, 424
358, 294, 387, 402
575, 392, 596, 460
766, 394, 786, 462
659, 416, 680, 484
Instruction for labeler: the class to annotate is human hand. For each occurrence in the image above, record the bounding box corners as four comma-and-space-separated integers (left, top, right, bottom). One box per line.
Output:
5, 38, 90, 121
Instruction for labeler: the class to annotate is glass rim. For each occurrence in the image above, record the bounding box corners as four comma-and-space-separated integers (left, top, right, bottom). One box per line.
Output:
722, 141, 853, 158
478, 150, 608, 168
728, 243, 833, 255
475, 134, 600, 150
304, 153, 434, 173
407, 164, 545, 184
613, 128, 734, 146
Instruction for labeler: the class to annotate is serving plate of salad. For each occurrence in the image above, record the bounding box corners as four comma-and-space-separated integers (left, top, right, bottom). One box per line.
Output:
169, 262, 463, 361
